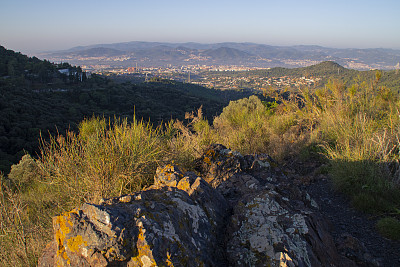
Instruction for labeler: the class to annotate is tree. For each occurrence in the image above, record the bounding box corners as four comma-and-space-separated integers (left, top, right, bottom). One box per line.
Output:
7, 58, 17, 77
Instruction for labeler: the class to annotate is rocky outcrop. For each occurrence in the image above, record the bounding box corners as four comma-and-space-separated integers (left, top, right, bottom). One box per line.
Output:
39, 144, 372, 266
38, 163, 229, 267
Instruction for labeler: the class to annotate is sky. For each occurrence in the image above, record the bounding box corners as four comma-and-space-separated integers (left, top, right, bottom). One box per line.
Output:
1, 0, 400, 54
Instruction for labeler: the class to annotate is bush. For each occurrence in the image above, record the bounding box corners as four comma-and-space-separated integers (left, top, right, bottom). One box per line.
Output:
167, 107, 219, 169
213, 95, 270, 154
377, 217, 400, 240
8, 154, 40, 192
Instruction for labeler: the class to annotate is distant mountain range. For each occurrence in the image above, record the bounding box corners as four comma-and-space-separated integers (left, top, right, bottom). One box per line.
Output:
39, 41, 400, 70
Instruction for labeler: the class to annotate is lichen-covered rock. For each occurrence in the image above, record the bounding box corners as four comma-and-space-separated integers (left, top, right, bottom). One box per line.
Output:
194, 144, 275, 190
225, 189, 348, 266
39, 166, 229, 267
153, 164, 184, 188
196, 144, 356, 266
39, 144, 372, 266
226, 190, 311, 266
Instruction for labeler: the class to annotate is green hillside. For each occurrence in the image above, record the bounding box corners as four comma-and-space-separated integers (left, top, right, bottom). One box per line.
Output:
251, 61, 352, 77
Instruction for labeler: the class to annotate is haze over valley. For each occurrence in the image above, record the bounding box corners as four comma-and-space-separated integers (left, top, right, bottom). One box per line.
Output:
39, 41, 400, 71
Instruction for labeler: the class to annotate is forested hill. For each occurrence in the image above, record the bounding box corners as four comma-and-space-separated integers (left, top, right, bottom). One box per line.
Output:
246, 61, 400, 91
0, 46, 250, 173
0, 45, 86, 84
248, 61, 350, 77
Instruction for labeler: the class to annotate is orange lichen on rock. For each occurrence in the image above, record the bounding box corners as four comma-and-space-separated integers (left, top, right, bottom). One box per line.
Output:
165, 252, 174, 267
154, 164, 185, 188
53, 209, 81, 266
54, 214, 71, 255
177, 177, 191, 192
202, 149, 216, 165
129, 227, 157, 266
67, 235, 87, 253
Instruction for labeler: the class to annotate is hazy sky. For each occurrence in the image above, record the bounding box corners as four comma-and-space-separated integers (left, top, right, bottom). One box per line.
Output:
1, 0, 400, 54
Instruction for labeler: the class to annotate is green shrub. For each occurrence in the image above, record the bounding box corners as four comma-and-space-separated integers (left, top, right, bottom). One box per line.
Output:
213, 95, 271, 154
328, 159, 400, 213
166, 108, 219, 170
377, 217, 400, 240
8, 154, 40, 192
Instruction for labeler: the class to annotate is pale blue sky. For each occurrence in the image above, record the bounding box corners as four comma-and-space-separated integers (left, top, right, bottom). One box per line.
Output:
1, 0, 399, 54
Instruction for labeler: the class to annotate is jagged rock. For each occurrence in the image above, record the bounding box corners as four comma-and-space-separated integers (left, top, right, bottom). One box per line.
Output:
195, 144, 358, 266
39, 144, 372, 266
39, 164, 229, 267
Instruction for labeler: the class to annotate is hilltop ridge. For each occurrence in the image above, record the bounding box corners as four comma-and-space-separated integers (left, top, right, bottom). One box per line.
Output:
39, 41, 400, 70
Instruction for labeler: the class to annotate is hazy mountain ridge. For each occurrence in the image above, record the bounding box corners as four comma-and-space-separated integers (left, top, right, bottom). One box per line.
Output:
69, 47, 126, 57
40, 41, 400, 70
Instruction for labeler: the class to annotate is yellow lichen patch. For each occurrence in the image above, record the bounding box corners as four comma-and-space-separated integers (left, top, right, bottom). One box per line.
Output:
164, 164, 174, 170
67, 235, 87, 253
156, 165, 184, 187
165, 252, 174, 267
119, 195, 132, 203
55, 216, 70, 255
54, 210, 80, 265
58, 214, 71, 234
129, 227, 157, 266
279, 252, 294, 266
246, 202, 260, 209
203, 149, 216, 165
177, 178, 191, 192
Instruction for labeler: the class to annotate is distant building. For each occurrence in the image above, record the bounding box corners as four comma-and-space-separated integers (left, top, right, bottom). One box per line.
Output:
58, 68, 86, 81
58, 69, 70, 75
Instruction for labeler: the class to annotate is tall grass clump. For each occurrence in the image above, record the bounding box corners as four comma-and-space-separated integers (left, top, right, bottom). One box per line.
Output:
249, 74, 400, 238
38, 116, 164, 206
254, 73, 400, 230
376, 217, 400, 240
166, 107, 219, 169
